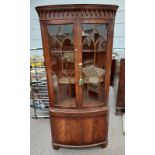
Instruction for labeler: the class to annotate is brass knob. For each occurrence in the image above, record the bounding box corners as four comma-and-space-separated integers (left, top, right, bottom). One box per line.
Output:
78, 63, 83, 86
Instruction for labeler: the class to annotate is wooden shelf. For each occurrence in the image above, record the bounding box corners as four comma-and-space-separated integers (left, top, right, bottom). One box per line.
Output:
50, 50, 106, 53
83, 58, 94, 65
51, 50, 74, 53
55, 99, 76, 107
83, 50, 106, 53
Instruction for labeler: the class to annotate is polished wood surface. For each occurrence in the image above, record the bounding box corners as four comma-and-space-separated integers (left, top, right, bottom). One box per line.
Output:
50, 108, 108, 148
36, 4, 118, 149
113, 59, 125, 115
82, 115, 107, 144
116, 59, 125, 114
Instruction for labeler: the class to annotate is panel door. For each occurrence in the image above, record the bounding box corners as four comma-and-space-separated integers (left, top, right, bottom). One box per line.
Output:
51, 117, 81, 145
81, 115, 108, 145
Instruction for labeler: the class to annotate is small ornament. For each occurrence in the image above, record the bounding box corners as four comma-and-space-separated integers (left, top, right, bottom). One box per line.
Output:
79, 78, 84, 86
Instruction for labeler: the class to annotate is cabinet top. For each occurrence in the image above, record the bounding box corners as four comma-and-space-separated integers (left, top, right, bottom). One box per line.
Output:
36, 4, 118, 11
36, 4, 118, 20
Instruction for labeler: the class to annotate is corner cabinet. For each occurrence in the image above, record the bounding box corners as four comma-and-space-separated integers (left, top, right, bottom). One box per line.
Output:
36, 4, 118, 150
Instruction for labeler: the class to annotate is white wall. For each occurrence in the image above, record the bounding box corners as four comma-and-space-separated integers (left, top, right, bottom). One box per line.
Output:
30, 0, 125, 50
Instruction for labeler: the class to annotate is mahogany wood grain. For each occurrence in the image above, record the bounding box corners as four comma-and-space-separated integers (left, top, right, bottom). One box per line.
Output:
51, 117, 81, 145
115, 59, 125, 114
36, 4, 118, 149
82, 115, 107, 145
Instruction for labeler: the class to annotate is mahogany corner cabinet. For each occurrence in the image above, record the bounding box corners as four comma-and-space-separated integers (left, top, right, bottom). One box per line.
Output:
36, 4, 118, 150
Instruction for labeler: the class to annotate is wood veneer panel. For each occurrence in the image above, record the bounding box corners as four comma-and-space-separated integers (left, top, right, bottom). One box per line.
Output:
82, 115, 107, 145
51, 117, 81, 145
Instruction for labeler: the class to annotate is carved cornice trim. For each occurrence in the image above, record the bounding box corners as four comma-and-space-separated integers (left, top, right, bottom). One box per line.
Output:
36, 4, 118, 20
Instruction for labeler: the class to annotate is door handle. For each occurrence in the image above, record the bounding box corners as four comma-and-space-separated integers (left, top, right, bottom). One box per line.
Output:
78, 63, 84, 86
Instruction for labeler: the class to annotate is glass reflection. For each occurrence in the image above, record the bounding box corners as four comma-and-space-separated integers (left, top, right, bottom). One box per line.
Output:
47, 24, 75, 107
82, 24, 107, 105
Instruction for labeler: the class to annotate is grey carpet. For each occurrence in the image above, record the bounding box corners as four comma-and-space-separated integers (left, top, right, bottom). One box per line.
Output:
30, 87, 125, 155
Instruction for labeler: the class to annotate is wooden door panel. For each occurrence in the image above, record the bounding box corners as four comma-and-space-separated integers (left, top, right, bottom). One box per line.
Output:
82, 115, 107, 145
51, 117, 81, 145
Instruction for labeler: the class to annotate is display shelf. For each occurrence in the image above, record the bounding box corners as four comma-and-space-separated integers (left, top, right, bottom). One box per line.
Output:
51, 50, 74, 53
36, 4, 118, 149
83, 50, 106, 53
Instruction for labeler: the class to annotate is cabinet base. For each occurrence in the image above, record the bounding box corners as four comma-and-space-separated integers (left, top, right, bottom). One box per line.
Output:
101, 142, 108, 149
52, 144, 60, 150
52, 141, 108, 150
50, 107, 108, 150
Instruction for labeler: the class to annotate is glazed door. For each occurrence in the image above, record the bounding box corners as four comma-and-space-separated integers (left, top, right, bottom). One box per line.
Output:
79, 22, 109, 107
45, 21, 79, 108
43, 20, 112, 108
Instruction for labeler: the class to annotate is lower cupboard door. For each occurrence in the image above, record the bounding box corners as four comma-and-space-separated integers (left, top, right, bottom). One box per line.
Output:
51, 117, 81, 145
81, 115, 108, 145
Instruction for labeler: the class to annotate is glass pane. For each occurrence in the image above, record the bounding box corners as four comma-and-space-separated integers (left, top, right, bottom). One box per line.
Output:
82, 24, 107, 106
47, 24, 76, 107
83, 37, 94, 52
